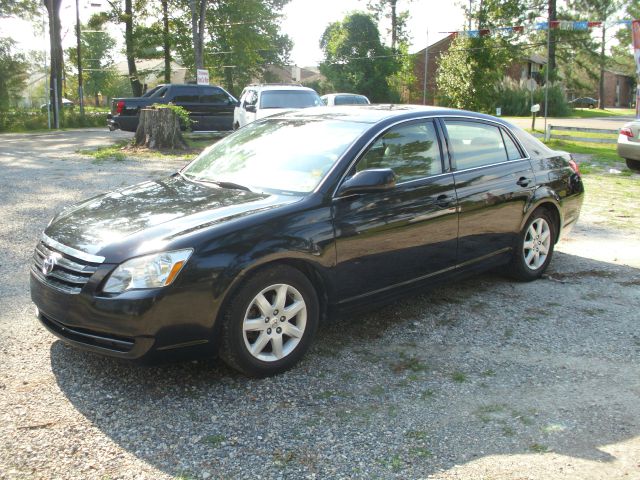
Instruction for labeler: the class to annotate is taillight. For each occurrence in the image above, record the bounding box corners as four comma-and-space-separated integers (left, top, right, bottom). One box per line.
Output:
568, 155, 580, 174
620, 127, 633, 138
116, 100, 125, 114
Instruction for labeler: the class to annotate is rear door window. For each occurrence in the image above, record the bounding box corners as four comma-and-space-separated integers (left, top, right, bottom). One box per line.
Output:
443, 120, 510, 170
172, 87, 200, 103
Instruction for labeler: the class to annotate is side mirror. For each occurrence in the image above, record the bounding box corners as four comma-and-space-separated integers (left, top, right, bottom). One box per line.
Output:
245, 104, 256, 113
336, 168, 396, 197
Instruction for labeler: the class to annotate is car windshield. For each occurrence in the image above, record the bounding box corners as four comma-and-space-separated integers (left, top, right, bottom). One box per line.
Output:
260, 91, 323, 109
182, 118, 369, 193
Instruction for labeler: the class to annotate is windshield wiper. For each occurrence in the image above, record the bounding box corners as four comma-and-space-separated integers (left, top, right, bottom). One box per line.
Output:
197, 178, 252, 192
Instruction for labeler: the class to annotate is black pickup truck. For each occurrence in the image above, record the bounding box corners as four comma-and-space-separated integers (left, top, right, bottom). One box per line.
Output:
107, 84, 238, 132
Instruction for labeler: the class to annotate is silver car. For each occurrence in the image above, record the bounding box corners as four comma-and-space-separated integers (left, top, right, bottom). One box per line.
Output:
617, 120, 640, 171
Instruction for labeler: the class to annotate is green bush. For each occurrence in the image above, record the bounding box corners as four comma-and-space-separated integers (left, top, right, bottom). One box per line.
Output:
0, 110, 107, 132
495, 81, 571, 117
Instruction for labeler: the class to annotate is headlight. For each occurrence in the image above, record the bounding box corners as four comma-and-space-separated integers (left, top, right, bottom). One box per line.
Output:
103, 249, 193, 293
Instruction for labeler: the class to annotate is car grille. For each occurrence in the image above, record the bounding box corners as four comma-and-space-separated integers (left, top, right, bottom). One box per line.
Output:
31, 239, 102, 294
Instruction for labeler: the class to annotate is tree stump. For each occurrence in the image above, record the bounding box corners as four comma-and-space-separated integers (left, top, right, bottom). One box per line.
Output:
133, 107, 187, 150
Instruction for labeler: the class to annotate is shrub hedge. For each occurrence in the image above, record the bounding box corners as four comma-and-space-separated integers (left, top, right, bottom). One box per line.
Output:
0, 110, 108, 133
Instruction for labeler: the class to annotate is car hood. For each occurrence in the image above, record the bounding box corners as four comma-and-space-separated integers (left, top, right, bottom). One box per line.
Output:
44, 175, 301, 259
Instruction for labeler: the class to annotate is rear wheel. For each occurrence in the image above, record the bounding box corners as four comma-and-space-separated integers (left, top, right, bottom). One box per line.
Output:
219, 265, 319, 377
509, 208, 556, 281
625, 158, 640, 172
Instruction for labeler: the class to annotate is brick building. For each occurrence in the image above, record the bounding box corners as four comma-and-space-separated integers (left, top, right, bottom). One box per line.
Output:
407, 34, 455, 105
602, 70, 635, 108
409, 37, 635, 109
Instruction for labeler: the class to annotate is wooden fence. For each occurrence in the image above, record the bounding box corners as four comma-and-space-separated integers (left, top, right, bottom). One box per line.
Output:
543, 125, 619, 144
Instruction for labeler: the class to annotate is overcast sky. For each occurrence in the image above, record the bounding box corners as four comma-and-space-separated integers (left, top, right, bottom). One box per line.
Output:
0, 0, 466, 66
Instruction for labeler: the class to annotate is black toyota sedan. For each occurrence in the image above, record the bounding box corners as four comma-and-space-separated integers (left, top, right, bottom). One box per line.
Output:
31, 105, 584, 377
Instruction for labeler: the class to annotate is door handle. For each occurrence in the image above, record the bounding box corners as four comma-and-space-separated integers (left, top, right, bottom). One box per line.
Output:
436, 194, 454, 208
516, 176, 532, 187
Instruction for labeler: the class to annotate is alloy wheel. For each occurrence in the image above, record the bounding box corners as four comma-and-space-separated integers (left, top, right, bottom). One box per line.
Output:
523, 218, 551, 270
242, 283, 307, 362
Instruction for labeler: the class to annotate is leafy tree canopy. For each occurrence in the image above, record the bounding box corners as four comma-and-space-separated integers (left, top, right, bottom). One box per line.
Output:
319, 12, 398, 102
0, 37, 29, 110
173, 0, 292, 96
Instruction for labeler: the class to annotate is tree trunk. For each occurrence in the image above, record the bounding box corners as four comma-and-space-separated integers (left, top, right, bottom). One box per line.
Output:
125, 0, 142, 96
134, 108, 187, 150
190, 0, 205, 69
162, 0, 171, 83
390, 0, 397, 51
45, 0, 63, 128
598, 24, 606, 109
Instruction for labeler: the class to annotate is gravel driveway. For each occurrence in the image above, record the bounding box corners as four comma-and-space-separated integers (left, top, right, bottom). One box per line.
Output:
1, 129, 639, 480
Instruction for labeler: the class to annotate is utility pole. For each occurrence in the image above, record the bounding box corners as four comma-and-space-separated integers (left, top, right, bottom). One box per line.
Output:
543, 22, 550, 137
75, 0, 84, 116
422, 29, 429, 105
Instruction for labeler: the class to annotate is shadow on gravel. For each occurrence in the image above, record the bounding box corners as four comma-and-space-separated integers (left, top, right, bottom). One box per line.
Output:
50, 252, 640, 479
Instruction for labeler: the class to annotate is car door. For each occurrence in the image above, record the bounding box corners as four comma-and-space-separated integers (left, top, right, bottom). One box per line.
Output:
332, 119, 459, 302
199, 86, 235, 131
442, 118, 536, 264
171, 86, 201, 129
240, 89, 258, 127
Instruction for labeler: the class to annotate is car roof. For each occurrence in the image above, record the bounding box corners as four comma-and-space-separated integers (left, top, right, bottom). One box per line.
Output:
272, 104, 511, 125
249, 84, 316, 92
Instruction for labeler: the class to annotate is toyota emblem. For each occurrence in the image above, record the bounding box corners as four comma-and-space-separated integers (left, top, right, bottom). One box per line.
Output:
42, 255, 59, 275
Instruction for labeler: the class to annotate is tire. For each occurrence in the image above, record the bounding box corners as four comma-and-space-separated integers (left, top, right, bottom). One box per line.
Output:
508, 208, 556, 281
626, 158, 640, 172
233, 122, 239, 130
219, 265, 319, 377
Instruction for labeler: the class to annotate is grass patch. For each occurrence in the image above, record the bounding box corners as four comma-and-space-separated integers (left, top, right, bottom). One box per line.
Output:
566, 108, 634, 118
420, 389, 435, 400
542, 423, 566, 434
580, 175, 640, 234
273, 450, 296, 467
544, 138, 620, 164
529, 443, 550, 453
405, 430, 429, 441
391, 353, 429, 373
475, 403, 507, 422
201, 434, 225, 448
451, 371, 467, 383
410, 447, 433, 458
77, 136, 217, 162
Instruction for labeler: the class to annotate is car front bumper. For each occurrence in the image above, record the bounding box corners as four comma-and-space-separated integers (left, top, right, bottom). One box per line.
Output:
30, 269, 216, 360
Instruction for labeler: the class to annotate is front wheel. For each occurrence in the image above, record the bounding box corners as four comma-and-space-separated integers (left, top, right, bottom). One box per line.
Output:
219, 265, 319, 377
509, 209, 556, 281
626, 158, 640, 172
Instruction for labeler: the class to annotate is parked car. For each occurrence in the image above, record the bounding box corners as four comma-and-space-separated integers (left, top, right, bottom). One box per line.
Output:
233, 84, 323, 129
40, 98, 75, 112
108, 84, 238, 132
617, 120, 640, 171
321, 93, 370, 106
568, 97, 598, 109
31, 105, 584, 377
